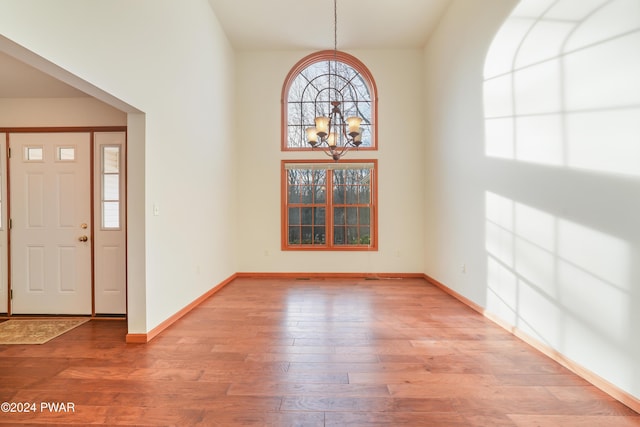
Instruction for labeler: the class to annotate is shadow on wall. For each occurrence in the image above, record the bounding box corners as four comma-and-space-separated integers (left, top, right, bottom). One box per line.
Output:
482, 0, 640, 395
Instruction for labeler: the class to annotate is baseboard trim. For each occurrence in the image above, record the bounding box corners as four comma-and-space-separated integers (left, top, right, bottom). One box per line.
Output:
125, 273, 237, 344
422, 273, 640, 414
124, 333, 147, 344
235, 272, 424, 279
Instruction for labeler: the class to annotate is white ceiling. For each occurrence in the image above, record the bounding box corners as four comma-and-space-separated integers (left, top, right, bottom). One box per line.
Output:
0, 0, 452, 98
207, 0, 452, 50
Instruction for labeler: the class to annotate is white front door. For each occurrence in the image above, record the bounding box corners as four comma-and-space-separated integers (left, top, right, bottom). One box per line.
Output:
10, 133, 92, 315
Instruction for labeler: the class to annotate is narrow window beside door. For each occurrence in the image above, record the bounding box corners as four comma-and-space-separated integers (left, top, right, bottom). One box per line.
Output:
101, 146, 120, 229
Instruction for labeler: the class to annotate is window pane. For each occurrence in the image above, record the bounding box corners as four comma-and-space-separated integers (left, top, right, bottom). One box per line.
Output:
314, 226, 325, 244
314, 207, 325, 225
359, 169, 371, 184
334, 226, 345, 245
347, 207, 358, 225
25, 147, 43, 161
58, 147, 75, 161
315, 185, 326, 203
288, 185, 300, 203
346, 186, 358, 204
103, 175, 119, 200
301, 226, 313, 244
360, 125, 372, 148
289, 207, 301, 225
359, 185, 371, 204
289, 227, 301, 245
288, 128, 304, 149
333, 183, 344, 204
359, 227, 371, 245
334, 207, 345, 225
103, 202, 120, 228
301, 208, 313, 225
347, 226, 359, 244
103, 146, 120, 173
301, 186, 313, 204
359, 207, 370, 225
288, 103, 302, 124
333, 169, 345, 181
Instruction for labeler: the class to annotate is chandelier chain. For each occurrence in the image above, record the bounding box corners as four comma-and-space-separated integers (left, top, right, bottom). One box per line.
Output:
333, 0, 338, 57
304, 0, 363, 161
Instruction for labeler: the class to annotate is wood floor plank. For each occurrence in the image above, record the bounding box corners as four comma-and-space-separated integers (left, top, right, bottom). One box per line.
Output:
199, 410, 325, 426
325, 411, 470, 426
507, 415, 640, 427
227, 382, 390, 398
0, 277, 637, 426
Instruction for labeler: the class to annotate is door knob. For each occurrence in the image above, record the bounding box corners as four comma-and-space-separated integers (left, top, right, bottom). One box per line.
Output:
78, 235, 88, 242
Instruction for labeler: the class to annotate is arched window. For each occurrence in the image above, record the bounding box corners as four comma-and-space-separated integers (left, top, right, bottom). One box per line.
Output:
282, 50, 378, 151
281, 51, 379, 250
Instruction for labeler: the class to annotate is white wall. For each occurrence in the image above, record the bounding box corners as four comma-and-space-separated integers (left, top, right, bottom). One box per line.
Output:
0, 98, 126, 127
235, 49, 425, 274
0, 0, 237, 334
424, 0, 639, 400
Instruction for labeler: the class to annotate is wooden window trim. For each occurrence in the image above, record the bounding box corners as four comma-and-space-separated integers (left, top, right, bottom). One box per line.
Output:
281, 159, 378, 251
281, 50, 379, 152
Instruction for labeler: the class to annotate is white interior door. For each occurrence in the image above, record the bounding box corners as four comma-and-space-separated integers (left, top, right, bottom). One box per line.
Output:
10, 133, 91, 315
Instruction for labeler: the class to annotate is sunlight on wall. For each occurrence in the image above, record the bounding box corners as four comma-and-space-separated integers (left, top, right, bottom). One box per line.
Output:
485, 191, 631, 348
483, 0, 640, 176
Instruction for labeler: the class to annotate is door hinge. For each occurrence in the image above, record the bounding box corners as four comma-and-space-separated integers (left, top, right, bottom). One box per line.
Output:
7, 147, 10, 159
9, 219, 12, 230
10, 289, 12, 300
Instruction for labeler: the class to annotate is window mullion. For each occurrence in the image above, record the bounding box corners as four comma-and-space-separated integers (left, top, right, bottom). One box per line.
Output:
327, 169, 334, 249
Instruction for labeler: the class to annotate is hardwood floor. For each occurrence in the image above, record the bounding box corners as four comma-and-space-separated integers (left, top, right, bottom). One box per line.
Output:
1, 277, 638, 426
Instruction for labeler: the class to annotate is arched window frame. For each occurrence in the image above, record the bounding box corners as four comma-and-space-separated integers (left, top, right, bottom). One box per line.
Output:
281, 50, 378, 152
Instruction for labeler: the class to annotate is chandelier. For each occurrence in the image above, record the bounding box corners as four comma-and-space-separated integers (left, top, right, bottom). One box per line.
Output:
306, 0, 363, 161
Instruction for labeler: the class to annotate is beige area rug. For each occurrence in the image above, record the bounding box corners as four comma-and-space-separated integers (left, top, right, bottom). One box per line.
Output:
0, 318, 90, 344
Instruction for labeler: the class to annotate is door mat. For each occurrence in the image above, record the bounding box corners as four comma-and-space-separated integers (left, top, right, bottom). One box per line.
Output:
0, 318, 90, 344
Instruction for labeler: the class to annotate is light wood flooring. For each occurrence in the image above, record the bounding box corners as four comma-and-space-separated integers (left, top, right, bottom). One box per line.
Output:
1, 277, 639, 426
